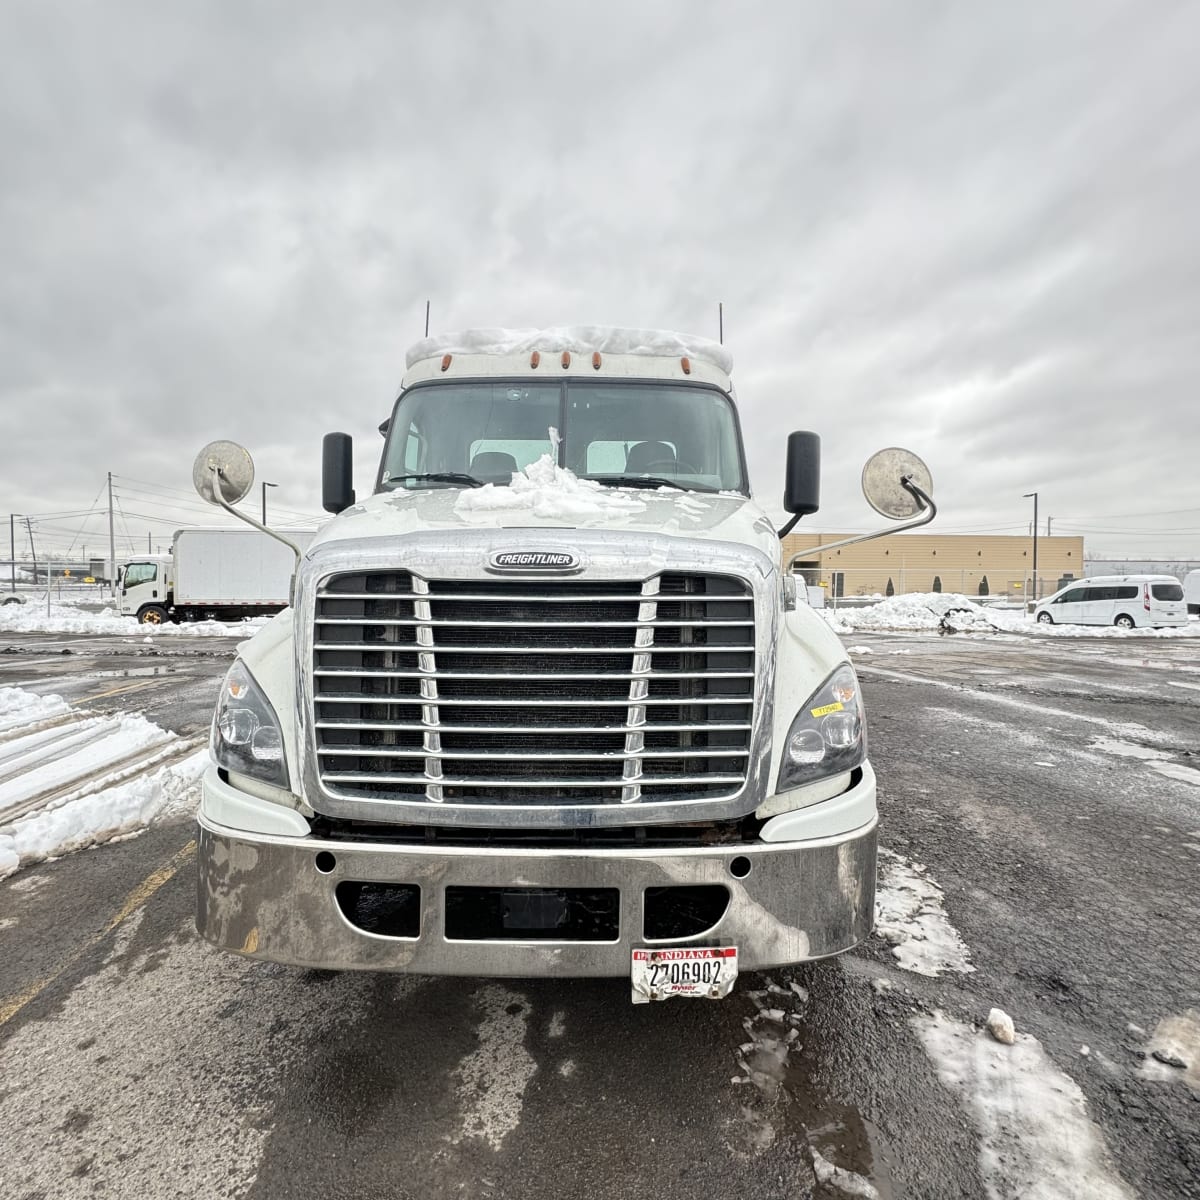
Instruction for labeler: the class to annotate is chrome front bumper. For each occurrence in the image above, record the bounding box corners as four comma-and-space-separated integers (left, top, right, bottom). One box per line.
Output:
196, 808, 877, 977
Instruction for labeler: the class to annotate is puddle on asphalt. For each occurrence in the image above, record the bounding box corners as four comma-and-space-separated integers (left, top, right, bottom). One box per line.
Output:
737, 984, 899, 1198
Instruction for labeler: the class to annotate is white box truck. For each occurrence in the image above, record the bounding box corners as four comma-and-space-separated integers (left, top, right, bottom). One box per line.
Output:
187, 328, 935, 1002
119, 528, 315, 625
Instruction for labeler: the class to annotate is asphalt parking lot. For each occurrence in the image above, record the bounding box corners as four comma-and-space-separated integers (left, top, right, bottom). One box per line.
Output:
1, 626, 1198, 1199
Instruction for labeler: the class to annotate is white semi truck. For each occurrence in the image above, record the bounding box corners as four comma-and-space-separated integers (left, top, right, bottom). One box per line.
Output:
119, 528, 315, 625
189, 328, 935, 1002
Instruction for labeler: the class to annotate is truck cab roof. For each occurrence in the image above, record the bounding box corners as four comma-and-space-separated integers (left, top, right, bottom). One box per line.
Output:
402, 326, 733, 390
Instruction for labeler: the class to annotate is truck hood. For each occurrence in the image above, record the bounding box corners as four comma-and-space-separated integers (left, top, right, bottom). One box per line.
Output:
309, 484, 781, 563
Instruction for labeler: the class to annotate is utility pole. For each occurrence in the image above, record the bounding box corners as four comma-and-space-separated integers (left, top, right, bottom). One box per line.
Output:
1046, 516, 1053, 536
424, 300, 431, 338
24, 516, 37, 581
262, 481, 278, 525
1024, 492, 1039, 606
9, 514, 14, 593
147, 532, 152, 553
108, 471, 116, 598
718, 302, 724, 344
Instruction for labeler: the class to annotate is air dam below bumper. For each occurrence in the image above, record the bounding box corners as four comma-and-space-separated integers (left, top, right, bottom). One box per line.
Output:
196, 814, 877, 977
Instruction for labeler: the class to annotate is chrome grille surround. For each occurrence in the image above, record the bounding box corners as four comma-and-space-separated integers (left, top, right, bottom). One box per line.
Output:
295, 531, 777, 828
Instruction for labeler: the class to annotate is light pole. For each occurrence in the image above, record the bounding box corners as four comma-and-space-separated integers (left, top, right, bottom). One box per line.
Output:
261, 481, 278, 526
1024, 491, 1039, 606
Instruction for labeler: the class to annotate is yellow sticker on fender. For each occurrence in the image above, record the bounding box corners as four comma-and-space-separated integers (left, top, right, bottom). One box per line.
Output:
810, 701, 845, 717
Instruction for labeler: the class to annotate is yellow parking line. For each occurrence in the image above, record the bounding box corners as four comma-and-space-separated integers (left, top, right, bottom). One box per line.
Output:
75, 679, 163, 704
0, 839, 197, 1027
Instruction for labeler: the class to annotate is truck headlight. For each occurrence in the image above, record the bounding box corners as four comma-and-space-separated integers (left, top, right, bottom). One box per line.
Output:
212, 660, 289, 788
776, 663, 866, 791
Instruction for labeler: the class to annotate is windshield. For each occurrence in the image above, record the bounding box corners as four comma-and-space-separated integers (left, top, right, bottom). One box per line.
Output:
379, 380, 747, 493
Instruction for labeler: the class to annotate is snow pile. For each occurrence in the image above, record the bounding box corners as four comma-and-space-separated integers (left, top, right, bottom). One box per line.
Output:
0, 691, 207, 879
0, 687, 71, 734
0, 601, 269, 637
0, 750, 206, 879
821, 592, 1200, 637
406, 326, 733, 374
822, 593, 1015, 634
454, 454, 648, 523
913, 1012, 1134, 1199
875, 850, 975, 976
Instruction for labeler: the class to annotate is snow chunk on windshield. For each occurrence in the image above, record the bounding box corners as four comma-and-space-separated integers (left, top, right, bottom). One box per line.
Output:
406, 326, 733, 375
454, 454, 647, 522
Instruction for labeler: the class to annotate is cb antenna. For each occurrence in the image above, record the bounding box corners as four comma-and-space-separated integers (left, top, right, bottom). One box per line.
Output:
424, 299, 431, 338
718, 301, 724, 344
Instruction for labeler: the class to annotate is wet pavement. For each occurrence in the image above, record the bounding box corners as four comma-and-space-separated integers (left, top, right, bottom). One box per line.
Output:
1, 627, 1198, 1198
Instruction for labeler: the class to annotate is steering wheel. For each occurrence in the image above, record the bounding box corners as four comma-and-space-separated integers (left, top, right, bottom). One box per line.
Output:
637, 458, 701, 476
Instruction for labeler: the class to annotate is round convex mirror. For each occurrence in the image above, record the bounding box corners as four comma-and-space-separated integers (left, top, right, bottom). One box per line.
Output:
861, 448, 933, 520
193, 440, 255, 505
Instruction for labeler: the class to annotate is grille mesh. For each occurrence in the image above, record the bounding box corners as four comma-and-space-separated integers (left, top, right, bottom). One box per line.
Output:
313, 571, 754, 806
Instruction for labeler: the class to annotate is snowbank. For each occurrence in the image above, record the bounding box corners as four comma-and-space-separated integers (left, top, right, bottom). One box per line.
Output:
0, 601, 269, 638
455, 454, 648, 522
821, 592, 1200, 638
406, 326, 733, 374
0, 687, 71, 734
0, 750, 206, 879
0, 687, 207, 879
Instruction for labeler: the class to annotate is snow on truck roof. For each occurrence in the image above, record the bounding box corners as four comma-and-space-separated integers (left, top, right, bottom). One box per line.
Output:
405, 326, 734, 376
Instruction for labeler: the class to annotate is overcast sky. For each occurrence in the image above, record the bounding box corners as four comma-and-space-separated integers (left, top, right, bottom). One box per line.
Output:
2, 1, 1198, 560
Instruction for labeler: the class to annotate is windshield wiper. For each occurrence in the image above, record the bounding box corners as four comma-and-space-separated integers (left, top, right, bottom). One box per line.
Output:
590, 475, 721, 494
384, 472, 485, 489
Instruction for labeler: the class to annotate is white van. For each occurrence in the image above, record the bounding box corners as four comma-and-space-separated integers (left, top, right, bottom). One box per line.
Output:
1034, 575, 1188, 629
1184, 569, 1200, 616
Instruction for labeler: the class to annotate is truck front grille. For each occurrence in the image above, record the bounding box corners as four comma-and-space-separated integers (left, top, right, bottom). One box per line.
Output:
311, 571, 755, 806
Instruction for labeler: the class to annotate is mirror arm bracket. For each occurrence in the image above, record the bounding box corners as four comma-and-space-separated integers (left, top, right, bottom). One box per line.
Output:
207, 466, 303, 569
776, 513, 803, 541
789, 476, 937, 556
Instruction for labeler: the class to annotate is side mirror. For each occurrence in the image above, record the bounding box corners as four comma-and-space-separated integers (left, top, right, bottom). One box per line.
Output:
192, 440, 255, 505
861, 448, 933, 518
784, 431, 821, 516
323, 432, 355, 514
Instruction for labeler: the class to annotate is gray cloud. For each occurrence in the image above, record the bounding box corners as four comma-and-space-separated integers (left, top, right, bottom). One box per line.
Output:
2, 0, 1198, 559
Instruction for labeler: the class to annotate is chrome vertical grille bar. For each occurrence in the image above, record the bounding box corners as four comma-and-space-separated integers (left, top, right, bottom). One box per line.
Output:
412, 578, 443, 803
621, 577, 659, 804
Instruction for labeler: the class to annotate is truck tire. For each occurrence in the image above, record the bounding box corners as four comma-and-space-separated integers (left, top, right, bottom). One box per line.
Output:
138, 604, 169, 625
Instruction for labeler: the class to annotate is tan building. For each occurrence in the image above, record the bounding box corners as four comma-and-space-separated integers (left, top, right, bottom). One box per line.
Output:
781, 532, 1085, 601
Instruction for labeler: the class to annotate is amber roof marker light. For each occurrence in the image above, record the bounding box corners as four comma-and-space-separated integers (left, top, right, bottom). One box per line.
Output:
440, 354, 452, 372
530, 350, 540, 369
681, 356, 691, 375
561, 351, 571, 369
592, 351, 602, 370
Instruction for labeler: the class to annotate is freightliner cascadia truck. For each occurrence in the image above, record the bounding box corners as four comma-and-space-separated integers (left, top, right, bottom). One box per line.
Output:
191, 327, 934, 1002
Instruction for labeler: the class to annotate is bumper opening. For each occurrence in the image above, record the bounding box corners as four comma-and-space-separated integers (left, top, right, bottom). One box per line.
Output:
444, 886, 619, 941
335, 881, 421, 938
644, 885, 730, 940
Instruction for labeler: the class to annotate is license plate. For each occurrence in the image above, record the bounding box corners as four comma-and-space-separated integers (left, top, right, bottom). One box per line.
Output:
630, 946, 738, 1003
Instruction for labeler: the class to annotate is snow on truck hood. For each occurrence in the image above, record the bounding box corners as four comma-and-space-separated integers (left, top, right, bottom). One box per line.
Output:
308, 458, 779, 560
